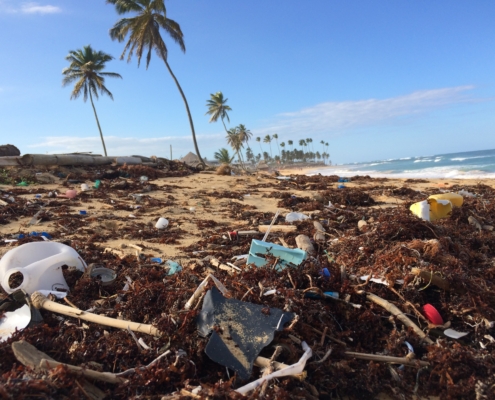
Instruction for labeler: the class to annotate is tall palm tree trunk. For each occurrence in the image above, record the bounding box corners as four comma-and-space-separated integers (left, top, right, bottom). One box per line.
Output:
89, 91, 108, 156
163, 59, 204, 165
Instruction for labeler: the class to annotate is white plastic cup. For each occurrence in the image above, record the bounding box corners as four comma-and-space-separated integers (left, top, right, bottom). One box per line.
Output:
81, 183, 90, 191
155, 218, 169, 229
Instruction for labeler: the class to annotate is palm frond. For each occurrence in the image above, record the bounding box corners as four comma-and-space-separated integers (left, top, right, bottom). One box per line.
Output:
106, 0, 143, 14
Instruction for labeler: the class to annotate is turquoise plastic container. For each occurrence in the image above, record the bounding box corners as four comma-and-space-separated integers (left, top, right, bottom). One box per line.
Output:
247, 240, 307, 270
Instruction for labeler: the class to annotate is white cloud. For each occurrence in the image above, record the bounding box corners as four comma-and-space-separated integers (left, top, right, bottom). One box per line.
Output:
0, 1, 61, 14
256, 85, 480, 137
21, 2, 61, 14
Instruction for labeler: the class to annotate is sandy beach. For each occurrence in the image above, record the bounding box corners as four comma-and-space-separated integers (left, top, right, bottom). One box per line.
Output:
1, 165, 494, 398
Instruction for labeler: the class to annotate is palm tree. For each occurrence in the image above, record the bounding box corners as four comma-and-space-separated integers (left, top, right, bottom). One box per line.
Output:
107, 0, 203, 164
237, 124, 252, 147
226, 127, 245, 167
272, 133, 280, 157
62, 45, 122, 156
256, 137, 263, 154
288, 140, 293, 152
214, 148, 234, 164
298, 139, 305, 150
263, 135, 272, 157
206, 92, 231, 131
280, 142, 285, 163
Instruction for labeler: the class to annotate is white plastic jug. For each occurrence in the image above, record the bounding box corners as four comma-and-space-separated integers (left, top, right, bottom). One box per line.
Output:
0, 242, 87, 295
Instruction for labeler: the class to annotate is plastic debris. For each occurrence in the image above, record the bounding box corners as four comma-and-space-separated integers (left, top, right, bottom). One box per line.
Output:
423, 304, 443, 325
164, 260, 182, 275
247, 240, 307, 270
89, 266, 117, 286
155, 217, 169, 229
235, 341, 312, 395
0, 290, 43, 342
285, 212, 310, 223
197, 287, 295, 380
444, 328, 469, 339
0, 242, 86, 295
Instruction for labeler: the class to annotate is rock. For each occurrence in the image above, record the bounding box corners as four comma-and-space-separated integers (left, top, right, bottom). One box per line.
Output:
0, 144, 20, 157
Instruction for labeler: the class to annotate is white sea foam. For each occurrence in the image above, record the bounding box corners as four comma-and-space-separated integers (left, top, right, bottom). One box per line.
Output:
307, 166, 495, 180
414, 159, 433, 163
450, 155, 491, 162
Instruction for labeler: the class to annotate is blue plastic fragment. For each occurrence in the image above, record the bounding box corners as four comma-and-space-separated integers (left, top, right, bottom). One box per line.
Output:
150, 257, 162, 264
320, 268, 331, 278
79, 210, 87, 215
165, 260, 182, 275
338, 185, 346, 189
304, 291, 340, 300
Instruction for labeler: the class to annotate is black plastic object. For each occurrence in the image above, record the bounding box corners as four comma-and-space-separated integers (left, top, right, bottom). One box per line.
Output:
197, 288, 294, 380
0, 289, 43, 325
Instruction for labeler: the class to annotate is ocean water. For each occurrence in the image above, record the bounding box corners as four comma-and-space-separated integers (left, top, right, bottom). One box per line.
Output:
308, 149, 495, 179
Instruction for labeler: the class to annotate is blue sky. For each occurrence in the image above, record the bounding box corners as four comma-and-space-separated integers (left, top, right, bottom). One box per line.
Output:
1, 0, 494, 164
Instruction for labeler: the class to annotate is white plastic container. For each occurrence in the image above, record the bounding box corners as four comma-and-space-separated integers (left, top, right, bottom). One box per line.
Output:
155, 218, 169, 229
81, 183, 90, 191
0, 242, 87, 295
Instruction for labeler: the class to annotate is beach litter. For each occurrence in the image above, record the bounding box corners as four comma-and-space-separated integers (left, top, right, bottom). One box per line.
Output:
197, 287, 295, 380
247, 239, 307, 269
0, 242, 86, 295
0, 162, 494, 399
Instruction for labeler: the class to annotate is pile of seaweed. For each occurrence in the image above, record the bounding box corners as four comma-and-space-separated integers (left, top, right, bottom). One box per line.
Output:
0, 173, 494, 399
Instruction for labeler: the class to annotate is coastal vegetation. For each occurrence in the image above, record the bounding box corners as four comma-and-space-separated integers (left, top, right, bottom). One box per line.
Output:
62, 45, 122, 157
107, 0, 204, 165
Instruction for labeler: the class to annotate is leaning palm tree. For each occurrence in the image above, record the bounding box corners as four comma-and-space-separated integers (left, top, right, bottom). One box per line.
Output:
107, 0, 203, 164
237, 124, 252, 146
62, 45, 122, 156
206, 92, 232, 131
226, 128, 245, 167
214, 148, 234, 164
263, 135, 272, 157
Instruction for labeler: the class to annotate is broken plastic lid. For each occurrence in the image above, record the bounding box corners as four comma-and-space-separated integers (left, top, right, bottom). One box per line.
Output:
0, 290, 43, 342
197, 287, 294, 380
89, 267, 117, 286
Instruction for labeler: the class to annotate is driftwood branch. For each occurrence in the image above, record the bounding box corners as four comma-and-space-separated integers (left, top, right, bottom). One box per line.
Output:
31, 291, 161, 336
357, 290, 434, 345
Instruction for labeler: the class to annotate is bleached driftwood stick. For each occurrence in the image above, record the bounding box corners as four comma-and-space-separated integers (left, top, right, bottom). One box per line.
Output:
356, 290, 434, 345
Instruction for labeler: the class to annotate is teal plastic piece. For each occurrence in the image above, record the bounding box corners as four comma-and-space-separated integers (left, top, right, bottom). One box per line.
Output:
93, 180, 101, 189
165, 260, 182, 275
247, 240, 307, 270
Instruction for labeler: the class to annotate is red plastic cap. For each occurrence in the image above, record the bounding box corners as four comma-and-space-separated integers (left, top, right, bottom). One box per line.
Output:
423, 304, 443, 325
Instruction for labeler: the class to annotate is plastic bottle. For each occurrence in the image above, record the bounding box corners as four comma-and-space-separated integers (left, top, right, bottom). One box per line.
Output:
0, 242, 87, 295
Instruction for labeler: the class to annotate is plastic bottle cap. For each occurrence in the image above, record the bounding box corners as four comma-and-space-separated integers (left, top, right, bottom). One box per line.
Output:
423, 304, 443, 325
